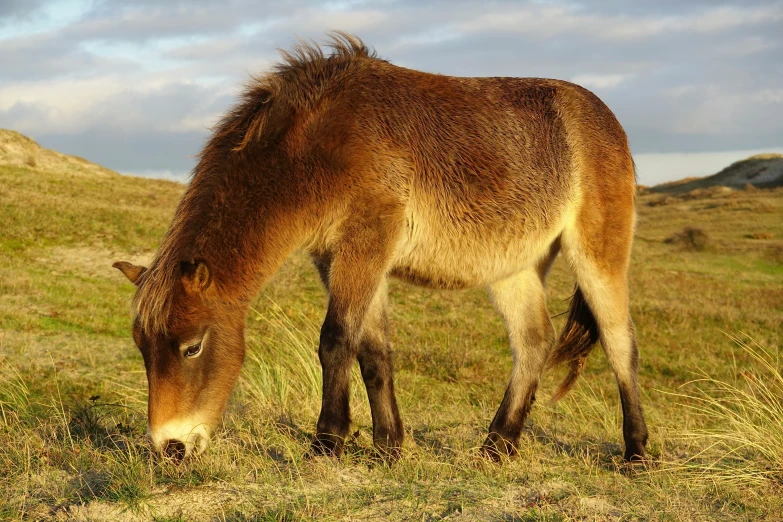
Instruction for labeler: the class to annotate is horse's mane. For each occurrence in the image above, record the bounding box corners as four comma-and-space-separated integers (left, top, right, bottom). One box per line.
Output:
215, 32, 378, 152
133, 32, 378, 334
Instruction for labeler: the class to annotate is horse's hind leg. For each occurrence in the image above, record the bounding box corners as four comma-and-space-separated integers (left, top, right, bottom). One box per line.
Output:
482, 248, 558, 459
563, 191, 649, 461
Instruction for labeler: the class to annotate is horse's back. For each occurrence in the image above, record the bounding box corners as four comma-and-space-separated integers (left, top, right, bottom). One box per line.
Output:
312, 62, 635, 288
347, 62, 633, 216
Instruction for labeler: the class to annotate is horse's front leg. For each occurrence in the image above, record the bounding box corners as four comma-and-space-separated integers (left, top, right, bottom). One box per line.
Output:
356, 280, 403, 460
310, 203, 404, 458
312, 280, 389, 457
311, 304, 359, 457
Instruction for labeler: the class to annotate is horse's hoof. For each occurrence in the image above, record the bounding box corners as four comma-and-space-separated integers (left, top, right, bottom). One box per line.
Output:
372, 443, 402, 463
307, 434, 344, 458
480, 433, 518, 462
624, 447, 648, 463
621, 450, 654, 473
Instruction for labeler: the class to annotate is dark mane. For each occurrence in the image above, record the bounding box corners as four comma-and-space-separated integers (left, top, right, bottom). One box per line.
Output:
274, 32, 378, 110
134, 32, 378, 334
213, 32, 377, 152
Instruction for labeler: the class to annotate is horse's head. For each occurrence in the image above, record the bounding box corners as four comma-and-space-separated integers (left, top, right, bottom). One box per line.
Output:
113, 259, 246, 461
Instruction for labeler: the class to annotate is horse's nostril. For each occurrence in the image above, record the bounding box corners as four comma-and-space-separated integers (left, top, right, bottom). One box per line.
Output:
163, 439, 186, 463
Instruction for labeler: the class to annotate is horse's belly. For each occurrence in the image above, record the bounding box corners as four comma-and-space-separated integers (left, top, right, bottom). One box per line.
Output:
390, 225, 557, 289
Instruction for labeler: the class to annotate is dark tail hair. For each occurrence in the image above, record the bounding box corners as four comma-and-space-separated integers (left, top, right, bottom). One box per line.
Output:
548, 286, 600, 402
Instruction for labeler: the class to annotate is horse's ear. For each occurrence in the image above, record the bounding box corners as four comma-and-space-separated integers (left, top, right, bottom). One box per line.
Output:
113, 261, 147, 285
180, 259, 212, 294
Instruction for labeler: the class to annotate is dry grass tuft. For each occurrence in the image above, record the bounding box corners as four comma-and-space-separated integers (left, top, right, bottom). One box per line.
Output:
243, 300, 364, 417
664, 226, 711, 251
661, 336, 783, 486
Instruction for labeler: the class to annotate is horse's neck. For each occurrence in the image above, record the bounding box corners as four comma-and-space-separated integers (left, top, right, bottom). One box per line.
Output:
175, 174, 300, 304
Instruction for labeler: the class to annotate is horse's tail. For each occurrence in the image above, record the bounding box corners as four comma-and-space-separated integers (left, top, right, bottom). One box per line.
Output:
547, 286, 601, 402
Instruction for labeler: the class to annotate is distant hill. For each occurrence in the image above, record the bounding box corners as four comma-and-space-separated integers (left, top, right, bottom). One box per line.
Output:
0, 127, 183, 267
0, 128, 118, 177
651, 153, 783, 194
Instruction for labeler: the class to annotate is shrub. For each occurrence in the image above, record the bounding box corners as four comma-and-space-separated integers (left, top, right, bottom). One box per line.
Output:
664, 226, 711, 251
648, 196, 678, 207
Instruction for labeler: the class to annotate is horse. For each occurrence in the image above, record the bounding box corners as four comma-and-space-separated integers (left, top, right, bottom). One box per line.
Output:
114, 33, 648, 464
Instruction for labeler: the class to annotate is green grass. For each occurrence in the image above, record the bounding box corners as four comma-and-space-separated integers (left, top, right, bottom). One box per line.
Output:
1, 161, 782, 520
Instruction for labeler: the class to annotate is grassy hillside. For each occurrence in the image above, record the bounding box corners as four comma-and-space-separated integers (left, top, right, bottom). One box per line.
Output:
1, 134, 782, 520
651, 153, 783, 194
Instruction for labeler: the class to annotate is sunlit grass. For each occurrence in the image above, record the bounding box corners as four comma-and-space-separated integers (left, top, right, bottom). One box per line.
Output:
660, 335, 783, 486
2, 155, 783, 518
242, 301, 368, 421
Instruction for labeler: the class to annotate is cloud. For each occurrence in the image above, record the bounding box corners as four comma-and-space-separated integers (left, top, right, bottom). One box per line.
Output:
0, 0, 781, 180
754, 89, 783, 103
0, 0, 44, 19
453, 3, 783, 41
61, 4, 244, 43
271, 7, 389, 35
570, 73, 634, 89
0, 31, 138, 81
0, 77, 233, 135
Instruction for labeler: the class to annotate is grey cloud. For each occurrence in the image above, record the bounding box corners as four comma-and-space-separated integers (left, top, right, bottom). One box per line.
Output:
579, 0, 783, 16
0, 0, 44, 19
0, 101, 50, 132
1, 0, 781, 176
36, 127, 204, 174
62, 6, 244, 43
60, 1, 339, 44
0, 32, 140, 81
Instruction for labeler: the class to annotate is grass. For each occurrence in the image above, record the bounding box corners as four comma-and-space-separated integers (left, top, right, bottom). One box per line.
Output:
1, 157, 782, 520
662, 335, 783, 486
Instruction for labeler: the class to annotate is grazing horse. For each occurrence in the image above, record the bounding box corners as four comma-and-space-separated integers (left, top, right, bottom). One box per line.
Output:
114, 33, 648, 463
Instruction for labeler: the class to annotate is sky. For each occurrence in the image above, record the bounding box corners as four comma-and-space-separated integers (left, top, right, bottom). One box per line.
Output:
1, 0, 782, 186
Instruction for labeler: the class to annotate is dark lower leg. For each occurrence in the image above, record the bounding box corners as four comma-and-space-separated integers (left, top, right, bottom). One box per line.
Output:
604, 323, 648, 462
482, 382, 537, 459
308, 222, 399, 458
618, 379, 648, 461
312, 317, 354, 457
358, 340, 403, 458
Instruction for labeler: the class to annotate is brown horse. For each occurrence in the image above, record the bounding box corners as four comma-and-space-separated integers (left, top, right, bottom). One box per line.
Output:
114, 33, 648, 463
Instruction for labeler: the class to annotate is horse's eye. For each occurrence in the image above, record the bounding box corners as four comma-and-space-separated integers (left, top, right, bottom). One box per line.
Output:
184, 343, 202, 358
